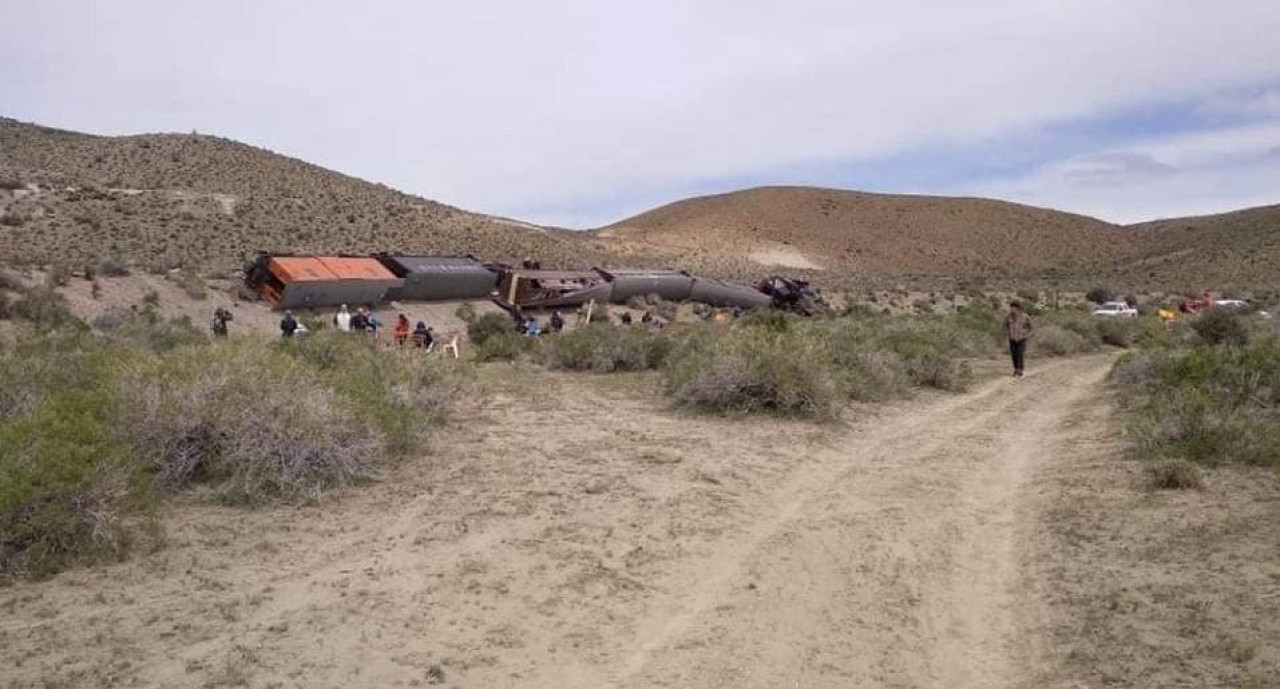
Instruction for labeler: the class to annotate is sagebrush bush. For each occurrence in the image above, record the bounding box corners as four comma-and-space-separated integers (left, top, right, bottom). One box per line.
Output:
664, 328, 839, 418
122, 344, 383, 503
1146, 457, 1203, 490
467, 312, 514, 347
1191, 308, 1249, 347
1031, 324, 1093, 357
9, 285, 79, 327
1112, 341, 1280, 468
539, 323, 670, 372
473, 331, 534, 362
2, 325, 475, 579
0, 347, 151, 579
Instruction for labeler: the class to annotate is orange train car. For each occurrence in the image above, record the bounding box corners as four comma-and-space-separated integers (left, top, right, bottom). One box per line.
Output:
245, 254, 403, 310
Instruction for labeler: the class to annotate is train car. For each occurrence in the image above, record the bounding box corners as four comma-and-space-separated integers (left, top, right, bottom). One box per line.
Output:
496, 268, 613, 309
376, 254, 498, 302
245, 254, 403, 309
688, 276, 773, 309
597, 268, 695, 303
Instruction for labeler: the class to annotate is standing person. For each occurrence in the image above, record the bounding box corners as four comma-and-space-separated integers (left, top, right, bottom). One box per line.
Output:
366, 308, 381, 338
280, 310, 299, 338
412, 321, 434, 349
1004, 300, 1034, 378
211, 307, 233, 337
549, 310, 565, 333
351, 307, 369, 332
333, 304, 352, 332
394, 314, 411, 347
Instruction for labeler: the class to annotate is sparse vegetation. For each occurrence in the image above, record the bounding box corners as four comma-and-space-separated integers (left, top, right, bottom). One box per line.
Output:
1111, 318, 1280, 469
1, 320, 474, 580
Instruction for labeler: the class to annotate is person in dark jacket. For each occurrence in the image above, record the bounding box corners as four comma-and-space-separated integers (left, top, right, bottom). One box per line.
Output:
211, 307, 233, 337
280, 310, 299, 338
549, 310, 565, 333
1004, 301, 1034, 377
350, 308, 369, 332
412, 321, 434, 349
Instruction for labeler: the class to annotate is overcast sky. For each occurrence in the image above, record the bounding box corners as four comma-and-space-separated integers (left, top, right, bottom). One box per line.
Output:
4, 1, 1280, 227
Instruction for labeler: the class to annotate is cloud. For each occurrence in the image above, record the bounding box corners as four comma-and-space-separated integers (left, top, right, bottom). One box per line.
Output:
957, 119, 1280, 223
3, 1, 1280, 226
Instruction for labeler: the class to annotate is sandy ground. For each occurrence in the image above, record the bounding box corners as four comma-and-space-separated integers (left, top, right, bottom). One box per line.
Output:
3, 354, 1277, 688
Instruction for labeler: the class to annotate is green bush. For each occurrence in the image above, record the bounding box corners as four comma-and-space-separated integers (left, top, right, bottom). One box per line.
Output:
1146, 457, 1203, 490
1191, 309, 1249, 347
1111, 343, 1280, 468
539, 323, 670, 372
2, 325, 476, 579
1031, 324, 1093, 357
0, 348, 151, 580
467, 312, 514, 347
9, 286, 80, 328
473, 331, 534, 362
1085, 287, 1115, 304
664, 328, 839, 418
454, 302, 477, 324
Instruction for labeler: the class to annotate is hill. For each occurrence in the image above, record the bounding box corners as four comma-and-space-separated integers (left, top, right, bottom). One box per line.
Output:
1118, 205, 1280, 289
597, 186, 1141, 281
598, 186, 1280, 289
4, 118, 1278, 290
0, 118, 637, 274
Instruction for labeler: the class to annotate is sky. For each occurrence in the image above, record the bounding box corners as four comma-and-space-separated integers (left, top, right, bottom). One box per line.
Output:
4, 1, 1280, 228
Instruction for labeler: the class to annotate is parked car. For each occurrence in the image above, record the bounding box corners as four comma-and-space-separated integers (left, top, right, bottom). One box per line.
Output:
1092, 301, 1138, 318
1212, 299, 1251, 311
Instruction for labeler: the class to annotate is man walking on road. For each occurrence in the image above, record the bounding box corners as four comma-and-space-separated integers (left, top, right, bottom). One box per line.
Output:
1004, 300, 1034, 377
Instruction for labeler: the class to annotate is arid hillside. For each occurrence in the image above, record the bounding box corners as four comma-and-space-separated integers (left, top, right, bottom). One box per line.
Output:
597, 186, 1133, 280
1120, 204, 1280, 288
598, 186, 1280, 289
4, 118, 1279, 289
0, 118, 640, 274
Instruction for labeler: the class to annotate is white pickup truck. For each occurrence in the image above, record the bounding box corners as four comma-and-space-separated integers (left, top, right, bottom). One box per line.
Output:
1092, 301, 1138, 318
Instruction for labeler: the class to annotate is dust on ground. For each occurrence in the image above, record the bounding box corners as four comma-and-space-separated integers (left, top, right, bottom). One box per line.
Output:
2, 355, 1277, 688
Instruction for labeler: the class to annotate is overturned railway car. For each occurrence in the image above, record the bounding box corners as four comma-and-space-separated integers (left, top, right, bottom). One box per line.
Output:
598, 268, 695, 303
497, 269, 613, 309
376, 254, 498, 302
245, 255, 403, 309
688, 276, 773, 309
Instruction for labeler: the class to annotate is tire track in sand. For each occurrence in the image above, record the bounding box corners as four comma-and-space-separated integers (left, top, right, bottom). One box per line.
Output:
614, 355, 1114, 688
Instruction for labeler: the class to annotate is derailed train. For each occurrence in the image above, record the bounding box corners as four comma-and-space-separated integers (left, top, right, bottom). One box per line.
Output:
244, 253, 818, 313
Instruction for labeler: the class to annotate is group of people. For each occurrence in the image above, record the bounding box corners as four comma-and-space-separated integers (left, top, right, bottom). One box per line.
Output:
275, 303, 434, 348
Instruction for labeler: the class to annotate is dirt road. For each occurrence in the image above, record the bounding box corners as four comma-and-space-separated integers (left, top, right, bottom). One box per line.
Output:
1, 356, 1116, 689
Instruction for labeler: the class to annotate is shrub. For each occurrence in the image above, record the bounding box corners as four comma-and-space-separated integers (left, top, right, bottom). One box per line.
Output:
1112, 343, 1280, 468
1191, 309, 1248, 347
1031, 324, 1093, 357
10, 286, 79, 328
1146, 457, 1202, 490
0, 348, 151, 580
473, 332, 533, 362
539, 323, 670, 372
588, 302, 611, 323
454, 302, 477, 324
665, 328, 839, 418
1095, 317, 1136, 348
169, 271, 208, 301
94, 308, 207, 352
1085, 287, 1115, 304
97, 256, 131, 277
121, 344, 383, 503
467, 312, 514, 347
